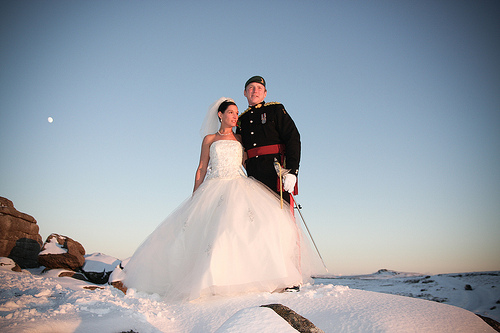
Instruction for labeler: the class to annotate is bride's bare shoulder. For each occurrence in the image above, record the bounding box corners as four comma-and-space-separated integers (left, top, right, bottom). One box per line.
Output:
202, 133, 217, 145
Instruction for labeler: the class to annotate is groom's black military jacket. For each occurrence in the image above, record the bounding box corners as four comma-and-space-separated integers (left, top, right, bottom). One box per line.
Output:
236, 101, 300, 197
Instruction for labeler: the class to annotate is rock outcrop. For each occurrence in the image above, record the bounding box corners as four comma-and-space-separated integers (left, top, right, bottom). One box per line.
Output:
0, 197, 43, 268
261, 304, 324, 333
38, 233, 85, 270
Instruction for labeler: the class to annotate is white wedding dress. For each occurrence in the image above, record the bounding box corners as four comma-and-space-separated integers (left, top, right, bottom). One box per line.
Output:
123, 140, 325, 301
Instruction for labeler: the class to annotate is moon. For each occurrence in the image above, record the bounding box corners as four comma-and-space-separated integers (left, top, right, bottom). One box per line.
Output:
48, 117, 53, 123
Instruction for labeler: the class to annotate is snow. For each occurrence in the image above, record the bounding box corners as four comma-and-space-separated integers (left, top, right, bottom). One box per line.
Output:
317, 269, 500, 323
82, 253, 120, 273
0, 260, 498, 333
38, 237, 66, 255
214, 307, 299, 333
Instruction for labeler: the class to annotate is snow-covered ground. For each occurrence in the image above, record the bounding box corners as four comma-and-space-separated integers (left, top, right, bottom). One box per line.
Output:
316, 269, 500, 324
0, 260, 498, 332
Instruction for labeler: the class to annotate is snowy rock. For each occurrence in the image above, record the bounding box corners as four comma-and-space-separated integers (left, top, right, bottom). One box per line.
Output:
109, 257, 130, 283
0, 257, 22, 272
109, 257, 130, 293
0, 196, 43, 268
83, 253, 121, 273
38, 233, 85, 270
261, 303, 324, 332
81, 253, 121, 284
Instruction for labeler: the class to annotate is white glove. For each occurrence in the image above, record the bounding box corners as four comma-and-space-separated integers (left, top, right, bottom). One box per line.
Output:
283, 174, 297, 193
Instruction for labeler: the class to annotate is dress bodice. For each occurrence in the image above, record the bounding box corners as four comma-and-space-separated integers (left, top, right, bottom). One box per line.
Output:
205, 140, 246, 180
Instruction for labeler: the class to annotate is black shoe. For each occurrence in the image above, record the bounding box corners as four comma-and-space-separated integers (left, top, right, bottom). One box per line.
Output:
284, 285, 300, 292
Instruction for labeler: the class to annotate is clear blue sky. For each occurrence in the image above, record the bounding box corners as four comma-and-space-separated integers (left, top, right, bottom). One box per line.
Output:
1, 0, 499, 275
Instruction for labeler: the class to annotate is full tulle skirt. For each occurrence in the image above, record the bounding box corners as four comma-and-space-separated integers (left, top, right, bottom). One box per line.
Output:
123, 175, 324, 301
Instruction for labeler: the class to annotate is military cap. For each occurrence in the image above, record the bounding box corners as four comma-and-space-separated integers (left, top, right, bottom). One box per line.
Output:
245, 76, 266, 89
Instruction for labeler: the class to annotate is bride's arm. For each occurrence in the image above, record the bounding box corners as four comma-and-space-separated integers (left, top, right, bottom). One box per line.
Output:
242, 151, 247, 169
235, 134, 247, 169
193, 135, 213, 193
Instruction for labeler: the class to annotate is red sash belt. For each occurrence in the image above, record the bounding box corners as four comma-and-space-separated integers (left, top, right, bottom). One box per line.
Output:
246, 144, 285, 159
246, 143, 298, 201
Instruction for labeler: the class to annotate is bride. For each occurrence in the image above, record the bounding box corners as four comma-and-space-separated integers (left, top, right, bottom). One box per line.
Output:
123, 97, 325, 301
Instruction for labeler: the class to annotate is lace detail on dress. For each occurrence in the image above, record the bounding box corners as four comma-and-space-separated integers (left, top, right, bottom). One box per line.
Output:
205, 141, 246, 180
248, 209, 255, 224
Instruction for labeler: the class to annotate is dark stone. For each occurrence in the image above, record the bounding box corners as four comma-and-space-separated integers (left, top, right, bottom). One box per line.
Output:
476, 314, 500, 332
57, 270, 88, 281
84, 270, 112, 284
465, 284, 473, 290
83, 286, 104, 291
111, 281, 128, 294
11, 262, 22, 272
8, 238, 41, 268
261, 303, 324, 333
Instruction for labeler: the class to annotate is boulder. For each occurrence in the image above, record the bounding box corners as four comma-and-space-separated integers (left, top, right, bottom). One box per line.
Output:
81, 253, 121, 284
38, 233, 85, 270
0, 197, 43, 268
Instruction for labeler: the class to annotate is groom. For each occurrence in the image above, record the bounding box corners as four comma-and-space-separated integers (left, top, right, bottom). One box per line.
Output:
237, 76, 300, 208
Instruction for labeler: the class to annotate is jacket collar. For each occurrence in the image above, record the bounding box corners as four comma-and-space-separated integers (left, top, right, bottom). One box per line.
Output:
240, 101, 266, 117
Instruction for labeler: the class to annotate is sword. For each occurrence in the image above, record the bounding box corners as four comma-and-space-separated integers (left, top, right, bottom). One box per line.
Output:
274, 159, 328, 272
274, 159, 287, 209
290, 193, 329, 272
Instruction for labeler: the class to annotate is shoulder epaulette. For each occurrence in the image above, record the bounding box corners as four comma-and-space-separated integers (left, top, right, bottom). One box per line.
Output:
238, 102, 283, 118
264, 101, 281, 107
239, 107, 251, 118
266, 101, 287, 115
